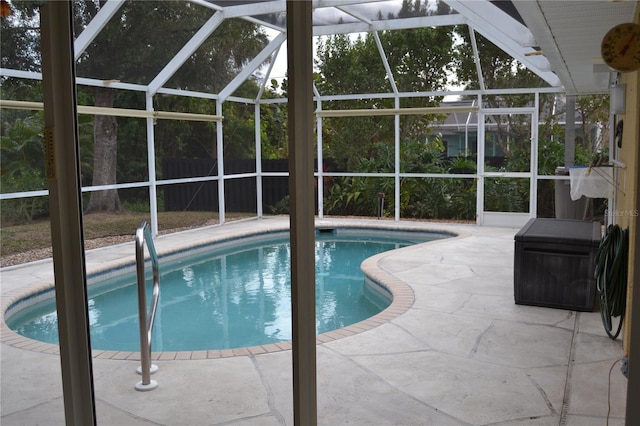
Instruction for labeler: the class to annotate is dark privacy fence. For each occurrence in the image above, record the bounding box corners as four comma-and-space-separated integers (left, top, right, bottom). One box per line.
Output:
162, 159, 290, 212
161, 156, 497, 213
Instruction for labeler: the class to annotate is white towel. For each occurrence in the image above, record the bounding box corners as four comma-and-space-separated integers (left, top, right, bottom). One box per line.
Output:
568, 166, 613, 200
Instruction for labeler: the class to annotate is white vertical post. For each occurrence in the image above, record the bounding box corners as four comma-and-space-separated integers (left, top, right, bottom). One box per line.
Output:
394, 96, 400, 221
287, 1, 317, 425
565, 95, 576, 167
40, 2, 96, 424
316, 97, 324, 218
217, 100, 226, 224
529, 94, 539, 219
476, 95, 485, 225
146, 94, 159, 235
255, 102, 263, 217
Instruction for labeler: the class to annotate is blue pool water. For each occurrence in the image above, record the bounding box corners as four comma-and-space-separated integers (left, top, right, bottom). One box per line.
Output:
7, 228, 448, 351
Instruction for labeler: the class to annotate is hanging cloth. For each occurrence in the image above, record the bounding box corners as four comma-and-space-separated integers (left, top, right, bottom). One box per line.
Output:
569, 166, 613, 200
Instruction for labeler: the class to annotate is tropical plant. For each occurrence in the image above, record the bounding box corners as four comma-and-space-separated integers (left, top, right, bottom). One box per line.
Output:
0, 112, 47, 223
315, 0, 456, 172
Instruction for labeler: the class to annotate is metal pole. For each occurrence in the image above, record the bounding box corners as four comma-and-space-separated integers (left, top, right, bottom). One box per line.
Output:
136, 225, 152, 387
134, 222, 159, 391
40, 2, 96, 424
287, 1, 317, 425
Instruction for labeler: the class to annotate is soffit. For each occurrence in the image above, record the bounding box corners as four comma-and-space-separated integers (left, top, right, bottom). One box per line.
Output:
514, 0, 639, 95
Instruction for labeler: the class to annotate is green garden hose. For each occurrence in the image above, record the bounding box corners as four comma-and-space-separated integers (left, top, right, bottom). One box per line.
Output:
594, 224, 629, 339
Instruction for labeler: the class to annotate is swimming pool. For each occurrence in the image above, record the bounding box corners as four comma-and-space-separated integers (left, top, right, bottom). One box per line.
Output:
6, 228, 449, 352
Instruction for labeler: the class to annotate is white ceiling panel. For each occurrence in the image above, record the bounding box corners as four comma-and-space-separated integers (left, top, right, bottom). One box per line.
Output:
514, 0, 639, 95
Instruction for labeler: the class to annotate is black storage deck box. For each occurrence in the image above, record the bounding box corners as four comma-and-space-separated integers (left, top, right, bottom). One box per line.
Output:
514, 218, 602, 311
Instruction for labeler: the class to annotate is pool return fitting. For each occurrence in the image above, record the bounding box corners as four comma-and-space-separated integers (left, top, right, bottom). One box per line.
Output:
135, 221, 160, 391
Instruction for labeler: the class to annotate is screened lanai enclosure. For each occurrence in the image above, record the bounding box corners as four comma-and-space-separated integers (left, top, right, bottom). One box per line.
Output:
2, 0, 635, 234
2, 1, 639, 425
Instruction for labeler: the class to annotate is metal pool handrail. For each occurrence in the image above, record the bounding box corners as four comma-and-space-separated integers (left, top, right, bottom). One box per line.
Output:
134, 220, 160, 391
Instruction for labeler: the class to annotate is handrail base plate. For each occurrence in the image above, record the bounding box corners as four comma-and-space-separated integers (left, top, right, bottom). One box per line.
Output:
136, 364, 159, 375
135, 380, 158, 392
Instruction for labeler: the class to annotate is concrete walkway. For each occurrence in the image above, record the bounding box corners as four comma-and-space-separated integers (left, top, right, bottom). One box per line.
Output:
1, 217, 627, 425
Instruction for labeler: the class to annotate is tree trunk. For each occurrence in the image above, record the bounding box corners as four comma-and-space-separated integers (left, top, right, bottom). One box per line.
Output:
86, 87, 121, 213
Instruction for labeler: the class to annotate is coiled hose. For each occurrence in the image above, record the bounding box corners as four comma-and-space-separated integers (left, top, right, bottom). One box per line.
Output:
594, 224, 629, 339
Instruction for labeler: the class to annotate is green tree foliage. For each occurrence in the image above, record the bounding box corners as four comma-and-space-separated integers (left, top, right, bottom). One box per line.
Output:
71, 1, 270, 212
260, 102, 288, 159
576, 94, 610, 154
315, 0, 455, 172
73, 1, 268, 92
0, 1, 44, 127
0, 112, 46, 223
316, 0, 478, 220
0, 105, 95, 223
1, 0, 611, 222
456, 30, 609, 166
1, 1, 278, 219
456, 29, 547, 172
455, 27, 548, 94
324, 135, 477, 220
455, 29, 609, 218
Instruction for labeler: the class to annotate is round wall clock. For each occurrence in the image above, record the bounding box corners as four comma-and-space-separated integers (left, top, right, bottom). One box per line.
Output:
601, 22, 640, 72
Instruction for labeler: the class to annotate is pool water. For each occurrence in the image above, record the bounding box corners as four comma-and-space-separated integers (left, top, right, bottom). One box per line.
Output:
7, 229, 447, 351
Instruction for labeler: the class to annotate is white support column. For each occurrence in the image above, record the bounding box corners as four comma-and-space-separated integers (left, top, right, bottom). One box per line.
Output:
217, 100, 226, 224
373, 31, 398, 94
74, 0, 124, 61
255, 102, 263, 217
469, 26, 485, 92
41, 2, 96, 424
287, 1, 317, 425
316, 95, 324, 218
148, 12, 225, 95
529, 94, 539, 219
218, 33, 287, 102
146, 94, 159, 235
565, 95, 576, 167
394, 96, 400, 221
476, 95, 485, 225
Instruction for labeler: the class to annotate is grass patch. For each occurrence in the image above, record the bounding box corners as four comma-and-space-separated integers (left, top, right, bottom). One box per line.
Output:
0, 211, 250, 258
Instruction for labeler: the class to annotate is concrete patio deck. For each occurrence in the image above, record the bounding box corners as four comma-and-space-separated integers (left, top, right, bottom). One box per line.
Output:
0, 217, 627, 425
